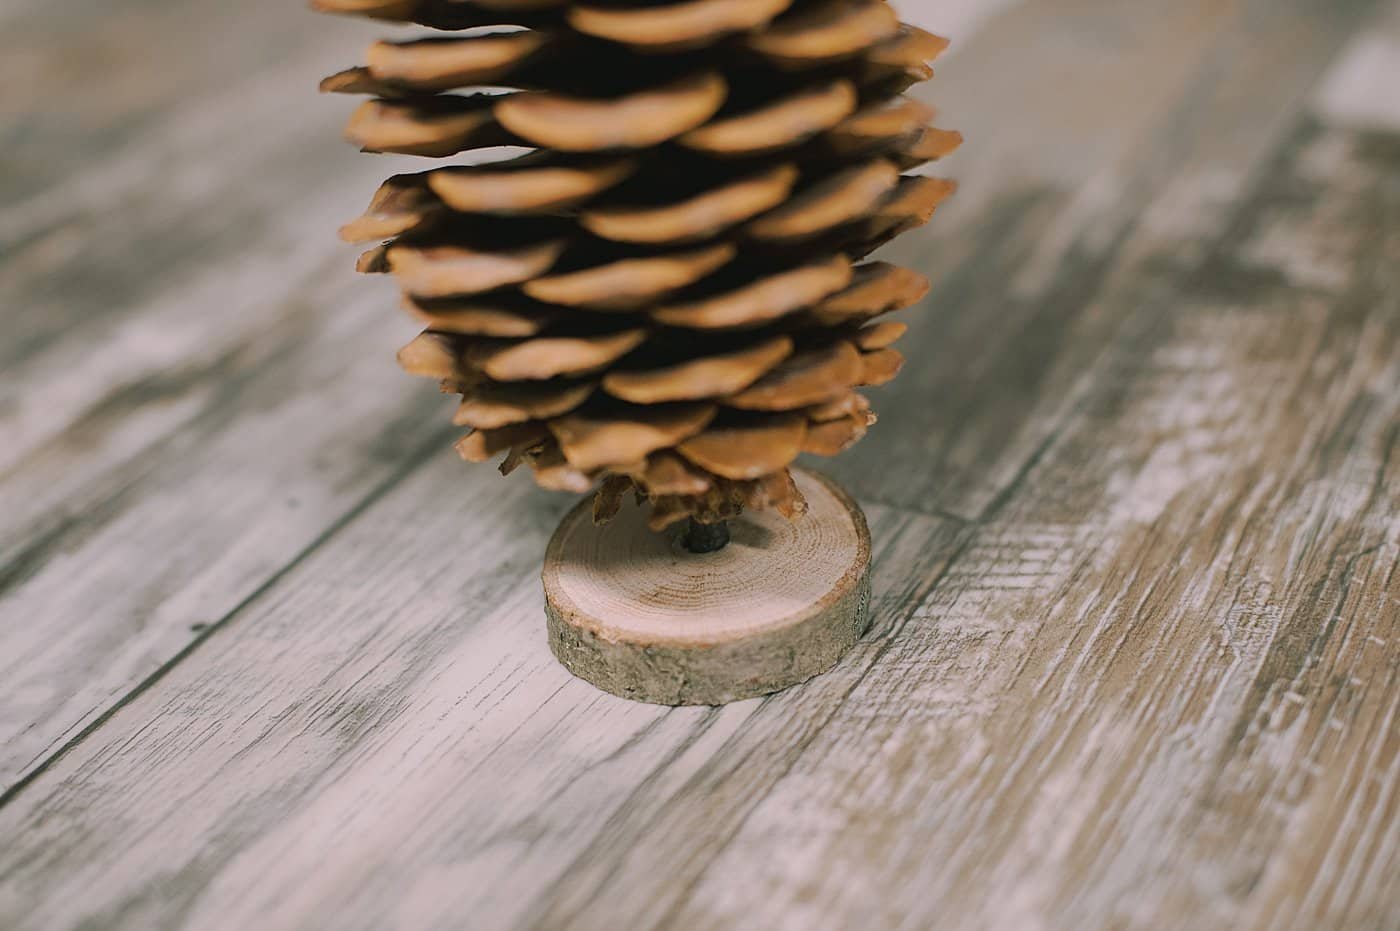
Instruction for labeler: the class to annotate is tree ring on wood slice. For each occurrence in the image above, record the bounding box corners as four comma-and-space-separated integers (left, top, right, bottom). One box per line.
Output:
543, 467, 872, 705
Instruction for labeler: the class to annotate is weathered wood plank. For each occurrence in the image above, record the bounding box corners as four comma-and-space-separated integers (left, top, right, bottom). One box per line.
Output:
0, 270, 454, 790
0, 0, 1036, 790
1, 2, 1396, 929
0, 0, 1053, 793
0, 0, 371, 214
824, 0, 1383, 520
8, 88, 1397, 931
0, 3, 456, 787
1, 5, 397, 456
625, 121, 1400, 931
1313, 0, 1400, 133
0, 0, 410, 492
0, 452, 964, 929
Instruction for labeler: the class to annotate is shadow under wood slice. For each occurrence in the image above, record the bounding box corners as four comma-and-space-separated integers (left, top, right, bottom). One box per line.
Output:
542, 468, 872, 705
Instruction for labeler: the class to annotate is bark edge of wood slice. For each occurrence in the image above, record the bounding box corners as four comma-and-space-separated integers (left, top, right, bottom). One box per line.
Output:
543, 468, 871, 705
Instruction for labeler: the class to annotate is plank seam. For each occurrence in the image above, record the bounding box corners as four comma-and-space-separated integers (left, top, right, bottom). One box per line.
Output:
0, 426, 456, 809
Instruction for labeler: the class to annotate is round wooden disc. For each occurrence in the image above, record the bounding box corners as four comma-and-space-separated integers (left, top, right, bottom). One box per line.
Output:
542, 468, 872, 705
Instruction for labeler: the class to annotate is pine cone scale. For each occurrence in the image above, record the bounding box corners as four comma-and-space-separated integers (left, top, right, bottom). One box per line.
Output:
569, 0, 795, 50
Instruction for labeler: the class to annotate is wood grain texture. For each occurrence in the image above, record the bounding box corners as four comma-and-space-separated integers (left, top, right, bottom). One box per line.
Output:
819, 0, 1386, 520
0, 462, 958, 930
0, 0, 454, 789
651, 119, 1400, 931
545, 469, 872, 704
1, 0, 1397, 928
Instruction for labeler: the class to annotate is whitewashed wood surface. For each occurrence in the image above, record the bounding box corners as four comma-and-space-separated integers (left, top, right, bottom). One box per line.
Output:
1, 1, 1397, 929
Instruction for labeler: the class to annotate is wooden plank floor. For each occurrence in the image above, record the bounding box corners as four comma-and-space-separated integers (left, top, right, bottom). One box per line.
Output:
2, 1, 1397, 928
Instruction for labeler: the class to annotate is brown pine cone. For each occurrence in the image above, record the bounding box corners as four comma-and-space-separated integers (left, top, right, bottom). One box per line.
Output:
318, 0, 959, 531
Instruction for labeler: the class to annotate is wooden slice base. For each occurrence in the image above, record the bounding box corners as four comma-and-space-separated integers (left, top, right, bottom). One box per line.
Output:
542, 468, 872, 705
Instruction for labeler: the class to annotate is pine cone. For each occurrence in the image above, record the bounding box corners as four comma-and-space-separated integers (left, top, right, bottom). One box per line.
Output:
318, 0, 959, 531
